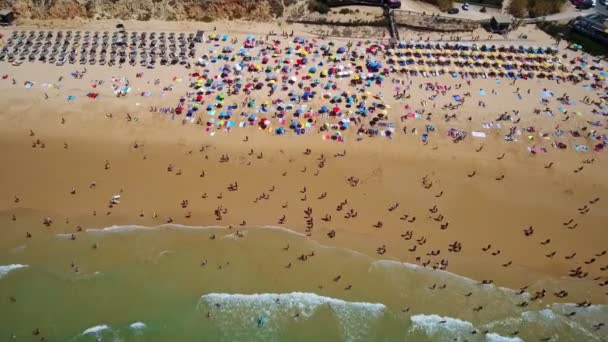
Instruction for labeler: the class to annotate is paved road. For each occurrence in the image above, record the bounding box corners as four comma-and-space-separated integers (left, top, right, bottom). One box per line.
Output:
399, 0, 606, 23
542, 8, 595, 21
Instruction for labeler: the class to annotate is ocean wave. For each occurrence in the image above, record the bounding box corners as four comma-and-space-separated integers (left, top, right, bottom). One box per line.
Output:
86, 225, 153, 233
486, 333, 523, 342
410, 314, 526, 341
55, 233, 73, 239
129, 322, 146, 330
369, 259, 527, 305
370, 259, 477, 284
85, 224, 233, 235
409, 314, 474, 337
81, 324, 110, 335
199, 292, 385, 341
259, 225, 308, 238
0, 264, 28, 279
86, 224, 306, 235
371, 259, 509, 291
485, 305, 608, 341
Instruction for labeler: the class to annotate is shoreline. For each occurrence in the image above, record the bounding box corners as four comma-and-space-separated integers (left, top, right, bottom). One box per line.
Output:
1, 86, 607, 304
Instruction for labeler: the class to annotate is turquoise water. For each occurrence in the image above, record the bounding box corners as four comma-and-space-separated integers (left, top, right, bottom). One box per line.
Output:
0, 225, 606, 341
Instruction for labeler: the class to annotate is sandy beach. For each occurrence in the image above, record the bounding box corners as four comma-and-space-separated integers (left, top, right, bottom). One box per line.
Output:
1, 18, 607, 340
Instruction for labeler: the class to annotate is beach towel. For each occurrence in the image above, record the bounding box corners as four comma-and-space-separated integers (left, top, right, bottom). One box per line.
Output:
472, 131, 486, 138
67, 95, 76, 101
527, 146, 547, 154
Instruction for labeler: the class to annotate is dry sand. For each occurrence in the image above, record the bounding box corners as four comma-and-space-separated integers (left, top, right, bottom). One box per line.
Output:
1, 20, 607, 307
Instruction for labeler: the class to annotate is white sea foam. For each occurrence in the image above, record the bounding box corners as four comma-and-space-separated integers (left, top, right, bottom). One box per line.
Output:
86, 224, 228, 234
484, 304, 608, 341
129, 322, 146, 330
522, 308, 557, 322
220, 232, 241, 240
410, 314, 526, 341
55, 233, 73, 239
486, 333, 524, 342
370, 259, 523, 301
409, 314, 475, 336
371, 259, 492, 289
81, 324, 110, 335
0, 264, 28, 279
201, 292, 385, 317
10, 245, 27, 253
259, 225, 308, 238
200, 292, 385, 341
86, 225, 151, 233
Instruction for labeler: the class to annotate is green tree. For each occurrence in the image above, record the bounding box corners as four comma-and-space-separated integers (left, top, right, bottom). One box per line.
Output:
308, 0, 330, 14
422, 0, 454, 11
508, 0, 528, 18
528, 0, 565, 17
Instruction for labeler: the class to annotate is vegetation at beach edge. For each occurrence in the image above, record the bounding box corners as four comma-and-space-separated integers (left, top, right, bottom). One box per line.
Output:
537, 21, 608, 57
309, 0, 331, 14
420, 0, 454, 11
508, 0, 567, 18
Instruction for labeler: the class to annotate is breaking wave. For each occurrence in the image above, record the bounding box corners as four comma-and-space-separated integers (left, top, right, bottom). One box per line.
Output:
199, 292, 385, 342
81, 324, 110, 335
0, 264, 28, 279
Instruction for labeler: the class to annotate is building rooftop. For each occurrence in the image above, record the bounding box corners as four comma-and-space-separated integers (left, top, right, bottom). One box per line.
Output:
576, 13, 608, 33
0, 9, 13, 16
492, 15, 512, 25
580, 13, 607, 25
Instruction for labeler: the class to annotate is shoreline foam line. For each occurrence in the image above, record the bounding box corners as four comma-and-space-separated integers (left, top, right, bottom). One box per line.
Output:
0, 264, 28, 279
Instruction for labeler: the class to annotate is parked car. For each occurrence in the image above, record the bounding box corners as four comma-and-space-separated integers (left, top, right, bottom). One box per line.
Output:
448, 7, 460, 14
576, 1, 594, 8
575, 0, 596, 8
